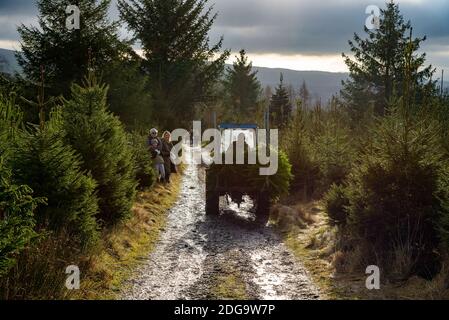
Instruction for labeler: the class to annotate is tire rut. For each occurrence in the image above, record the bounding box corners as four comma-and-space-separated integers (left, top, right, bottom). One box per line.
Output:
121, 148, 320, 300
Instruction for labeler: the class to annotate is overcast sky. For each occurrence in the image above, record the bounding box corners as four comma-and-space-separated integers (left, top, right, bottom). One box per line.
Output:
1, 0, 448, 73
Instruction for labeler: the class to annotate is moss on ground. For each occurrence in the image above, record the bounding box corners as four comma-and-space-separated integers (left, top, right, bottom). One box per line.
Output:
211, 273, 249, 300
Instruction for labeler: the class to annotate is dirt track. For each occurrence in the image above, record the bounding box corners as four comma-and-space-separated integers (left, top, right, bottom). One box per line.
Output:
121, 148, 320, 300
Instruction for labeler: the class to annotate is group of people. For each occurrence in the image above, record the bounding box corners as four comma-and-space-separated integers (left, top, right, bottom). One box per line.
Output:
148, 128, 176, 184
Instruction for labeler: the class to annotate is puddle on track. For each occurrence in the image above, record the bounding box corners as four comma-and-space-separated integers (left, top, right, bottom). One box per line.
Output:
121, 146, 320, 300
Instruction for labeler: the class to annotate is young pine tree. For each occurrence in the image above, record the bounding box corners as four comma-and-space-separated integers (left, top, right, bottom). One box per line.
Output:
311, 119, 354, 193
104, 56, 154, 130
223, 50, 261, 121
344, 103, 449, 278
0, 93, 41, 276
128, 132, 156, 190
11, 109, 100, 247
282, 106, 318, 199
270, 73, 292, 129
298, 80, 311, 110
0, 159, 39, 277
61, 76, 137, 225
333, 36, 448, 277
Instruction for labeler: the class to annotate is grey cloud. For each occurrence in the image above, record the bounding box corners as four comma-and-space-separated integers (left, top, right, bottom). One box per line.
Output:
0, 0, 448, 70
208, 0, 449, 57
0, 0, 38, 39
0, 0, 37, 15
0, 15, 37, 40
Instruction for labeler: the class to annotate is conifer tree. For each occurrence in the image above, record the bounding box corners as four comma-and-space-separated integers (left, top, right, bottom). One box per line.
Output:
341, 1, 434, 119
269, 73, 292, 129
104, 57, 153, 130
61, 76, 137, 224
223, 50, 261, 121
118, 0, 230, 128
128, 132, 156, 189
298, 80, 311, 110
282, 107, 317, 197
0, 94, 40, 276
0, 160, 39, 277
17, 0, 127, 97
332, 40, 449, 277
12, 111, 100, 247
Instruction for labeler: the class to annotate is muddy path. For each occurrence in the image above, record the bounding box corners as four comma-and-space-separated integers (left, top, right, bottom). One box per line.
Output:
121, 148, 320, 300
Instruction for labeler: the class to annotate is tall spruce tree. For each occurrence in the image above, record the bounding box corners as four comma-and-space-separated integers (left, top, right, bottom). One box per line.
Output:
341, 1, 434, 119
61, 76, 137, 224
269, 73, 292, 129
223, 50, 261, 121
118, 0, 230, 128
104, 55, 154, 130
17, 0, 127, 97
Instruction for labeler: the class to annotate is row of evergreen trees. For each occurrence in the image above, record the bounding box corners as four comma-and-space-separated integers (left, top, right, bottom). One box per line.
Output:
0, 0, 256, 286
214, 0, 449, 281
220, 50, 293, 129
2, 0, 448, 286
282, 2, 449, 280
12, 0, 294, 132
0, 72, 157, 279
16, 0, 228, 130
1, 0, 231, 285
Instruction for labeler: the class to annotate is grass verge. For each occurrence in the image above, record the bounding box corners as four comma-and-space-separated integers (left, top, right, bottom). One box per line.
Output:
72, 170, 183, 299
0, 169, 183, 300
272, 201, 340, 299
274, 201, 449, 300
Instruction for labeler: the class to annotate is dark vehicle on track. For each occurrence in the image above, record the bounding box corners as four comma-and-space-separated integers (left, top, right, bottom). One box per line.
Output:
205, 123, 271, 225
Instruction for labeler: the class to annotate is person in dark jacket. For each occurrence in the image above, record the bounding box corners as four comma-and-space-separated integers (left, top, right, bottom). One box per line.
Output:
161, 131, 174, 183
150, 138, 166, 183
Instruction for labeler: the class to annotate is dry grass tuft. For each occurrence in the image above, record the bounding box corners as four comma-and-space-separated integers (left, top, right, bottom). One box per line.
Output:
73, 171, 183, 300
276, 200, 449, 300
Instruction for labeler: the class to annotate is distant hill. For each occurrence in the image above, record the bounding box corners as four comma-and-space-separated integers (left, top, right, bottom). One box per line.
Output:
249, 66, 449, 103
249, 66, 348, 103
2, 47, 448, 101
0, 47, 348, 101
0, 48, 20, 75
